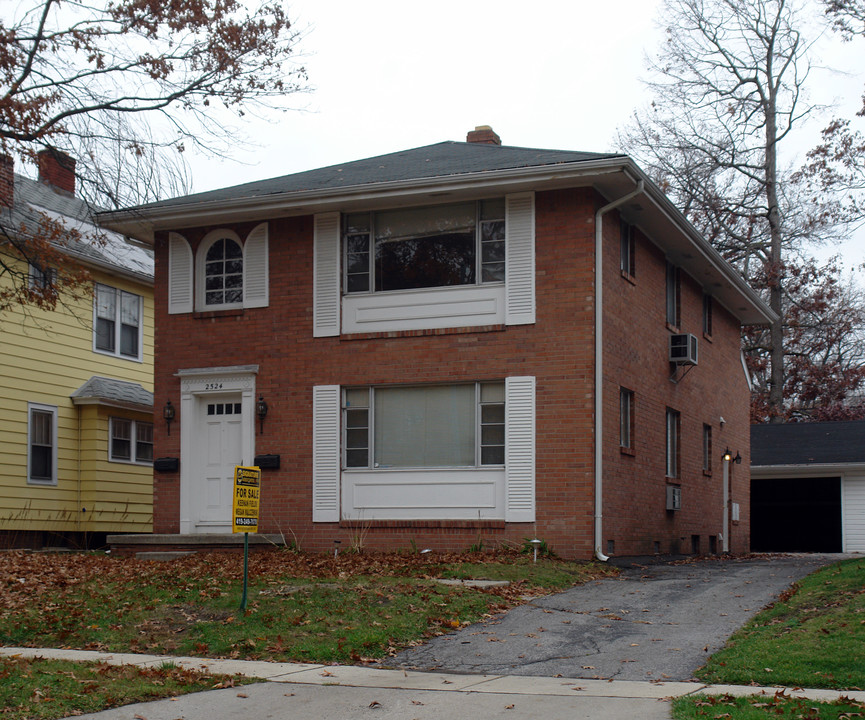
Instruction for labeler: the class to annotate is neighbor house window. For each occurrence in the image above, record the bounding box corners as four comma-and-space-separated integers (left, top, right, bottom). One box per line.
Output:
620, 388, 634, 450
94, 284, 142, 360
343, 199, 506, 293
703, 293, 713, 336
666, 262, 680, 328
28, 403, 57, 485
110, 418, 154, 464
29, 264, 56, 292
666, 408, 680, 478
342, 382, 505, 468
620, 221, 635, 278
703, 424, 712, 474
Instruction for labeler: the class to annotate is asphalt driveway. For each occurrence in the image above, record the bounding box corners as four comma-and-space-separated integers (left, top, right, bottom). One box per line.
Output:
387, 554, 843, 681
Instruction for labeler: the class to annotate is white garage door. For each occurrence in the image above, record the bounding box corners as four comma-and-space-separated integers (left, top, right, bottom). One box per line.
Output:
843, 476, 865, 553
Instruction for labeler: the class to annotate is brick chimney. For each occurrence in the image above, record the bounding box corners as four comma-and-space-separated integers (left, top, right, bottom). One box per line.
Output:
38, 148, 76, 196
0, 154, 13, 209
466, 125, 502, 146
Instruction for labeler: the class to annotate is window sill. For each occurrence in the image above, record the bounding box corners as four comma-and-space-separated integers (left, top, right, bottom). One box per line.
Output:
94, 348, 143, 363
339, 518, 506, 530
27, 479, 57, 487
193, 308, 245, 320
665, 322, 681, 333
703, 332, 713, 343
620, 446, 635, 457
620, 270, 636, 285
703, 469, 713, 478
109, 459, 154, 467
341, 324, 506, 341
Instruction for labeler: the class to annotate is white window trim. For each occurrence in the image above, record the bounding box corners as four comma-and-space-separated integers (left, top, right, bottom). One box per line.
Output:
195, 228, 245, 312
27, 402, 58, 486
93, 283, 144, 362
108, 417, 154, 465
666, 408, 680, 479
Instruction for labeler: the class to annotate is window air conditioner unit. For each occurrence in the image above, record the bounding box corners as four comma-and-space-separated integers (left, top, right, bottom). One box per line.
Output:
666, 485, 682, 511
669, 333, 699, 365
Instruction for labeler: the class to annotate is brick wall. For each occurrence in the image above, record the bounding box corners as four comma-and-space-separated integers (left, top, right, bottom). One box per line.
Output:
152, 186, 752, 559
601, 212, 751, 556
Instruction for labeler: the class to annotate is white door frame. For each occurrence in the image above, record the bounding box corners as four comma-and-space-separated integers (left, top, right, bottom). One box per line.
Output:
177, 365, 258, 534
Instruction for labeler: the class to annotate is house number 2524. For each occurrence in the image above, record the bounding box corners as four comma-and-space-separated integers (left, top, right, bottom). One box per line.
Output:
205, 382, 223, 390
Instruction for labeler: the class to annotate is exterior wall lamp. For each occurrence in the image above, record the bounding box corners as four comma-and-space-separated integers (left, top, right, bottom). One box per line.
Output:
722, 447, 742, 464
257, 395, 268, 435
163, 400, 175, 436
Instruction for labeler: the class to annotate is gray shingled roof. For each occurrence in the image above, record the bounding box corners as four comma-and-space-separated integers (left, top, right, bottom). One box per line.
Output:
125, 141, 622, 211
2, 173, 153, 281
751, 421, 865, 466
71, 376, 153, 410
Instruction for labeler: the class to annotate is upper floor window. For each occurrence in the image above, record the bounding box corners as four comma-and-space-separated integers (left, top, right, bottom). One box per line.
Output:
703, 293, 713, 336
620, 221, 635, 278
204, 237, 243, 307
666, 262, 680, 328
342, 381, 505, 469
28, 403, 57, 485
168, 224, 268, 315
110, 418, 154, 464
343, 199, 505, 294
94, 283, 142, 361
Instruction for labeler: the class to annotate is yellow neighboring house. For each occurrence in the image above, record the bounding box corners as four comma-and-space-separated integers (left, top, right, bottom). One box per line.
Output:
0, 150, 154, 548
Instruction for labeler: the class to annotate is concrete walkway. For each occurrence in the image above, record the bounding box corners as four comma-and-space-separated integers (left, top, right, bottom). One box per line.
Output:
3, 647, 864, 720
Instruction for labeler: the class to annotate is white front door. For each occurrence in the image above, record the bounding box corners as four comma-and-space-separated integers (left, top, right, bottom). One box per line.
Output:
195, 396, 243, 530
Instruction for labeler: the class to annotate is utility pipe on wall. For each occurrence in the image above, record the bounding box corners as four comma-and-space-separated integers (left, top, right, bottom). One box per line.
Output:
594, 178, 644, 562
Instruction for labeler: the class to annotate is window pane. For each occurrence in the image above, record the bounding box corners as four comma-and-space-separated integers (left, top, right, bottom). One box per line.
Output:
481, 404, 504, 424
31, 446, 51, 480
481, 424, 505, 445
482, 239, 505, 263
346, 428, 368, 448
345, 409, 368, 428
225, 240, 242, 259
480, 383, 505, 403
481, 263, 505, 283
112, 420, 132, 460
375, 385, 475, 467
205, 238, 243, 305
481, 446, 505, 465
120, 323, 138, 357
480, 199, 505, 222
346, 449, 369, 467
32, 410, 52, 445
374, 204, 476, 291
95, 317, 115, 352
345, 389, 369, 407
96, 285, 116, 319
206, 239, 225, 261
136, 422, 154, 462
120, 293, 139, 326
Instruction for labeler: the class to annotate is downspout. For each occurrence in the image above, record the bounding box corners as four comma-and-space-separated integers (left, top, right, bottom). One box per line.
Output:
594, 178, 644, 562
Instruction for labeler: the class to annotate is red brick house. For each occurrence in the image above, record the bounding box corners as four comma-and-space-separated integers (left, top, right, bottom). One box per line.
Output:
98, 127, 774, 559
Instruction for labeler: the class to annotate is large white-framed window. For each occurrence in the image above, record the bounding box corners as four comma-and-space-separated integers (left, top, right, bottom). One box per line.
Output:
343, 199, 506, 295
28, 403, 58, 485
94, 283, 143, 361
109, 418, 154, 464
342, 382, 505, 470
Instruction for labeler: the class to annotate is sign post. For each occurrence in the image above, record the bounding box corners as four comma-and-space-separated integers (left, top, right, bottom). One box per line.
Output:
232, 465, 261, 611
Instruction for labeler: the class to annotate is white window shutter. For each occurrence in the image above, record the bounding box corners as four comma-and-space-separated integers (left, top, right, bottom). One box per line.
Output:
313, 212, 341, 337
243, 223, 269, 308
312, 385, 341, 522
505, 192, 536, 325
505, 376, 536, 522
167, 232, 193, 314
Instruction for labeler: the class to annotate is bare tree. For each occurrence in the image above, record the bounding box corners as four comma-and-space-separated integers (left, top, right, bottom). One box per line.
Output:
0, 0, 307, 312
618, 0, 844, 420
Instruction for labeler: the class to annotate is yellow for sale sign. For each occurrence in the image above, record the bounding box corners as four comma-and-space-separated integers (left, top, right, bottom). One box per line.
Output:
232, 465, 261, 533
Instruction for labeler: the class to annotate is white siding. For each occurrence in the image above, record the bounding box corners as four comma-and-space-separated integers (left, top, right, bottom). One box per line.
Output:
843, 475, 865, 553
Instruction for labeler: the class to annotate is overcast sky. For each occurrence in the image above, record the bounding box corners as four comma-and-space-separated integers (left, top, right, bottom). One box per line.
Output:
187, 0, 864, 259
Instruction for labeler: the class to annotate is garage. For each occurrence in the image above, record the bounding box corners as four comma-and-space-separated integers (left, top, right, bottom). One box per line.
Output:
751, 421, 865, 555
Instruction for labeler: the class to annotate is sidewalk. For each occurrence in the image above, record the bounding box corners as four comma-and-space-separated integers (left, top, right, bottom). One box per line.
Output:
4, 647, 864, 720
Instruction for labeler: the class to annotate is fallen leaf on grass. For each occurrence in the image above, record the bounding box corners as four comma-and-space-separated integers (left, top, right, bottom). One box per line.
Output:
236, 692, 248, 698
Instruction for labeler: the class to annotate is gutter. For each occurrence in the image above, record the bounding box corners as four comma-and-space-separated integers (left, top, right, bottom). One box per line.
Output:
594, 176, 645, 562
